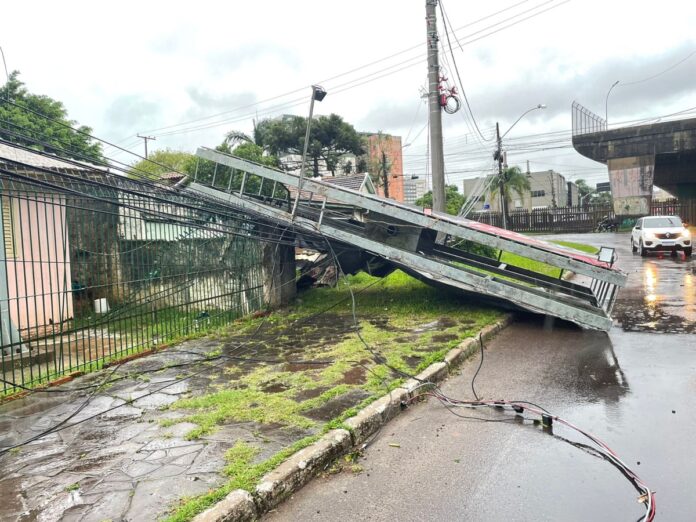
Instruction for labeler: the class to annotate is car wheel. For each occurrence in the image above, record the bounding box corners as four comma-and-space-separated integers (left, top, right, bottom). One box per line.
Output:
631, 238, 637, 253
685, 247, 693, 257
639, 240, 647, 257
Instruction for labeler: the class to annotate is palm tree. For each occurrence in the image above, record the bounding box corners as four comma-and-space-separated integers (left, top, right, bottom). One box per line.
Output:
223, 130, 253, 148
488, 166, 531, 222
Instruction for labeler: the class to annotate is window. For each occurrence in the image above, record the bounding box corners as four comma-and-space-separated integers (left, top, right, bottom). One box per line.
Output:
1, 196, 17, 258
531, 190, 546, 198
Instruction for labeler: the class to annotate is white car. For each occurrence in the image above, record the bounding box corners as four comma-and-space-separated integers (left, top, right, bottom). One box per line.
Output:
631, 216, 692, 257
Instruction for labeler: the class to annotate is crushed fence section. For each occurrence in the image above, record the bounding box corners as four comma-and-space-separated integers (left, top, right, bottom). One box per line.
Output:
191, 147, 627, 332
0, 157, 266, 395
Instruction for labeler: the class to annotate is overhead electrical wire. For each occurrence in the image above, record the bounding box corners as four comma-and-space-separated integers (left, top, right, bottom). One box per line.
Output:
136, 0, 538, 136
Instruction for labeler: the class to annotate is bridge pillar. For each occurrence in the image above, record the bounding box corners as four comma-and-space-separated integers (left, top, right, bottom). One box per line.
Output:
608, 154, 655, 217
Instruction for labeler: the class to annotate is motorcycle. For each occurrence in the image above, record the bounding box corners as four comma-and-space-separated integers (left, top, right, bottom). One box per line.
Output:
595, 216, 618, 232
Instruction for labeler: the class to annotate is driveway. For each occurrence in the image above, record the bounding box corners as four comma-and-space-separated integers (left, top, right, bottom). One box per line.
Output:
266, 232, 696, 521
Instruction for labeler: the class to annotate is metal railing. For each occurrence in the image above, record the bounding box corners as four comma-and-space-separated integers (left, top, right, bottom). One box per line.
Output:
572, 101, 607, 136
0, 169, 266, 395
469, 205, 615, 233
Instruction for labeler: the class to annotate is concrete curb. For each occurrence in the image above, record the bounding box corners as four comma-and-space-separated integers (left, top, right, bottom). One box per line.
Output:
193, 313, 514, 522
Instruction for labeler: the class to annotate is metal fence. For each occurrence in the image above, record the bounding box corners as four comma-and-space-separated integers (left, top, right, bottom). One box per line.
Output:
0, 167, 267, 395
470, 205, 615, 233
572, 101, 607, 136
469, 200, 696, 233
650, 199, 696, 225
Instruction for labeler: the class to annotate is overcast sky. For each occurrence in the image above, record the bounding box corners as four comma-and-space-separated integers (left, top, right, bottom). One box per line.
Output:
3, 0, 696, 188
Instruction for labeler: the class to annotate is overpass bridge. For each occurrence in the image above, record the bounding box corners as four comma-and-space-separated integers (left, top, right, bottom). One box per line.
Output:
572, 102, 696, 217
186, 147, 626, 331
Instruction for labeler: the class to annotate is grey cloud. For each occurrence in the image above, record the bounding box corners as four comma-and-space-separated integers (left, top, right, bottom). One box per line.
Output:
472, 42, 696, 124
209, 43, 301, 74
104, 95, 162, 136
358, 100, 427, 136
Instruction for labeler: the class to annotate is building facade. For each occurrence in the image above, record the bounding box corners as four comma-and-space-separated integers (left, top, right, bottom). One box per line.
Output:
462, 170, 580, 212
403, 175, 427, 204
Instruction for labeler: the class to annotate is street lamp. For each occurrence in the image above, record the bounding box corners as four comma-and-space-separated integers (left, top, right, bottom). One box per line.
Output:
605, 80, 619, 127
292, 85, 327, 217
496, 104, 546, 229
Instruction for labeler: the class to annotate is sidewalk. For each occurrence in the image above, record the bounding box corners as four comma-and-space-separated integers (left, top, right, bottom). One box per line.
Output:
0, 271, 502, 521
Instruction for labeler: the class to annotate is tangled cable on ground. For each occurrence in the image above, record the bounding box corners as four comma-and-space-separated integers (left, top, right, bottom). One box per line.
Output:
406, 335, 656, 522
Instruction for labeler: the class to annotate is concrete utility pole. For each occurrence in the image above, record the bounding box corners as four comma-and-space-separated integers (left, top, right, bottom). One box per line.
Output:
381, 150, 390, 199
495, 122, 507, 229
426, 0, 445, 213
137, 134, 156, 159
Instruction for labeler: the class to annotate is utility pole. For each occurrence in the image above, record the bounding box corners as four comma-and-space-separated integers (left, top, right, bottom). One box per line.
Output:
495, 122, 507, 229
426, 0, 445, 213
137, 134, 156, 159
381, 150, 390, 199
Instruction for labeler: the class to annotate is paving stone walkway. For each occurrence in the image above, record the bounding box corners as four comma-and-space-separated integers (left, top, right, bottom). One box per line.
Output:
0, 339, 307, 522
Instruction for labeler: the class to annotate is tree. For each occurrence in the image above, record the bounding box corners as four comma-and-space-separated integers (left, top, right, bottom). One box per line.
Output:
488, 166, 531, 221
231, 142, 279, 168
590, 191, 613, 207
575, 178, 593, 204
254, 114, 364, 177
416, 184, 466, 215
128, 149, 196, 179
368, 132, 393, 198
0, 71, 103, 162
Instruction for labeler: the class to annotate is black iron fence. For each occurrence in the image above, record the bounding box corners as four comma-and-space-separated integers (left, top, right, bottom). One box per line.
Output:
469, 200, 696, 233
470, 205, 614, 233
0, 168, 268, 395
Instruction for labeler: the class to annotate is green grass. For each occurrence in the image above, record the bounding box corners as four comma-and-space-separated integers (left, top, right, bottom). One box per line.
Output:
165, 436, 320, 522
495, 239, 599, 279
162, 269, 503, 521
550, 240, 599, 254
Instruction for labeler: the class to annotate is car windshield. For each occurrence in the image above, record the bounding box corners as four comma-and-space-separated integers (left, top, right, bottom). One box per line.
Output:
643, 217, 682, 228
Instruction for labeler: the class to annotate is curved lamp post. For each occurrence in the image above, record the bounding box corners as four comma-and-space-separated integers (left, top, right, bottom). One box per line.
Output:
496, 104, 547, 229
605, 80, 620, 127
292, 85, 327, 217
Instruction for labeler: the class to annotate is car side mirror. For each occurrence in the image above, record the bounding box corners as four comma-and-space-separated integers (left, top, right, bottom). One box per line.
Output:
635, 226, 641, 230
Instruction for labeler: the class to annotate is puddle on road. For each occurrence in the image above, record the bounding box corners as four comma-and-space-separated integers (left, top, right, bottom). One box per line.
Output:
615, 257, 696, 333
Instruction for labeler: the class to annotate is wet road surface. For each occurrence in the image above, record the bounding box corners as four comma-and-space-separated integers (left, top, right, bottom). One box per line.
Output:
266, 233, 696, 521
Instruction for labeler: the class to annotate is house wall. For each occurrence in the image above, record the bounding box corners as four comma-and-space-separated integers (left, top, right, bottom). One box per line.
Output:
3, 192, 73, 333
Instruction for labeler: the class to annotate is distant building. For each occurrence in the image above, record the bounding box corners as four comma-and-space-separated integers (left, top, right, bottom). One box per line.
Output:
403, 175, 427, 204
462, 169, 579, 212
275, 126, 405, 202
365, 134, 404, 202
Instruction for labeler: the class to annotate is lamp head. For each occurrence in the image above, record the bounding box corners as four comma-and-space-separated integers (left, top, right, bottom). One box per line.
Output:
312, 85, 327, 102
537, 104, 547, 109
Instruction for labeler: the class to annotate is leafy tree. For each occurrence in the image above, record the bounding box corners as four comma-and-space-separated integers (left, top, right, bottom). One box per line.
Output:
231, 142, 279, 168
416, 184, 466, 215
342, 160, 353, 175
488, 166, 531, 222
0, 71, 103, 162
575, 178, 593, 202
590, 191, 613, 207
254, 114, 364, 177
368, 132, 393, 198
128, 149, 196, 179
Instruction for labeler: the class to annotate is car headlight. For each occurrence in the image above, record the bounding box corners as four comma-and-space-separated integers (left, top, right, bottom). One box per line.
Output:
683, 229, 691, 239
645, 232, 656, 240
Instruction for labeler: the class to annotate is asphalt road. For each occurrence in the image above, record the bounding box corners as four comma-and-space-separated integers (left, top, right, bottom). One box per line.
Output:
266, 233, 696, 521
